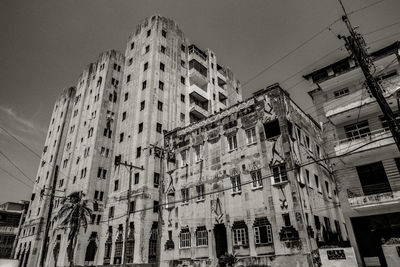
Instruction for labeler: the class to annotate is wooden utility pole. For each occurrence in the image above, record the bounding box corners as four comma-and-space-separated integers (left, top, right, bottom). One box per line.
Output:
338, 0, 400, 152
114, 156, 143, 267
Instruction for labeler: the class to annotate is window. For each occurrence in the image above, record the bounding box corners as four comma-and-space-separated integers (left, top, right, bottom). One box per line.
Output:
344, 120, 371, 140
305, 136, 311, 150
140, 101, 145, 111
253, 217, 273, 245
122, 112, 127, 121
180, 150, 188, 167
144, 62, 148, 71
134, 173, 139, 184
272, 164, 288, 183
325, 181, 331, 197
157, 101, 163, 111
246, 127, 257, 144
160, 45, 166, 54
153, 201, 159, 213
228, 134, 237, 151
180, 94, 185, 102
114, 180, 119, 191
181, 188, 189, 203
160, 62, 165, 71
147, 29, 151, 37
154, 172, 160, 188
334, 88, 349, 98
130, 42, 134, 50
196, 184, 205, 200
314, 175, 320, 191
158, 81, 164, 90
142, 80, 147, 90
181, 44, 186, 52
119, 133, 124, 142
231, 175, 241, 193
180, 113, 185, 122
109, 206, 115, 218
138, 123, 143, 133
129, 201, 135, 213
145, 45, 150, 53
356, 161, 391, 195
136, 147, 141, 158
305, 169, 310, 186
156, 123, 162, 133
161, 29, 167, 37
180, 76, 185, 85
232, 221, 248, 246
193, 145, 201, 162
264, 119, 281, 139
181, 60, 185, 68
99, 191, 104, 201
180, 228, 191, 248
128, 58, 133, 66
196, 226, 208, 246
251, 169, 263, 188
316, 144, 321, 158
126, 75, 131, 83
282, 213, 291, 226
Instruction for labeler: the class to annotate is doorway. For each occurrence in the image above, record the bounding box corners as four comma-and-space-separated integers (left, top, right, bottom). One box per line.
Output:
214, 223, 228, 259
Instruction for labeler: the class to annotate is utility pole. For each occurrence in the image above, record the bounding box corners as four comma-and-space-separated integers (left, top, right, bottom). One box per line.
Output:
39, 165, 59, 267
114, 155, 144, 267
337, 0, 400, 152
148, 144, 173, 267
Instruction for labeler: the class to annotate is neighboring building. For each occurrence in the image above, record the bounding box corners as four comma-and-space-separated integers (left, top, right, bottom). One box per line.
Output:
160, 84, 347, 267
100, 15, 242, 266
0, 201, 28, 259
305, 41, 400, 267
15, 50, 125, 267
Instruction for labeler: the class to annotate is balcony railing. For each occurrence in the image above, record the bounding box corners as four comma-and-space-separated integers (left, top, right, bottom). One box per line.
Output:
324, 76, 400, 119
347, 189, 400, 209
334, 127, 394, 156
188, 45, 207, 61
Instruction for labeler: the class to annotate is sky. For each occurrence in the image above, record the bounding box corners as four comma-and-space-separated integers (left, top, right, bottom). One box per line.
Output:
0, 0, 399, 203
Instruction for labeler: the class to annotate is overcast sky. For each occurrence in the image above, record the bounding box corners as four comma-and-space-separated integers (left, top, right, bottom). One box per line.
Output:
1, 0, 399, 203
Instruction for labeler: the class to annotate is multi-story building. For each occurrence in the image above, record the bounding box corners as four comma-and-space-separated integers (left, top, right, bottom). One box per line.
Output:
305, 41, 400, 267
14, 15, 241, 267
15, 50, 125, 267
160, 84, 347, 267
99, 15, 242, 266
0, 201, 28, 259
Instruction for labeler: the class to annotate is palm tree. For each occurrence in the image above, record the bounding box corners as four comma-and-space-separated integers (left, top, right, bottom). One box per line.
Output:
53, 191, 93, 267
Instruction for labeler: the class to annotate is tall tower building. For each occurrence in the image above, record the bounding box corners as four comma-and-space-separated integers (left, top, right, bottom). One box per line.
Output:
100, 15, 242, 265
15, 50, 125, 267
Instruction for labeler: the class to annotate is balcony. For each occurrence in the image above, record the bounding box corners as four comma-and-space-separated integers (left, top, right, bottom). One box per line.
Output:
190, 97, 209, 121
189, 59, 208, 87
188, 44, 207, 63
347, 189, 400, 210
189, 84, 208, 102
323, 75, 400, 125
0, 226, 18, 235
334, 128, 394, 157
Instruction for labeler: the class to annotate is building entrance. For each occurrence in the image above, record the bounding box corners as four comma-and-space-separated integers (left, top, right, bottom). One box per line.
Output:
214, 223, 228, 259
352, 212, 400, 267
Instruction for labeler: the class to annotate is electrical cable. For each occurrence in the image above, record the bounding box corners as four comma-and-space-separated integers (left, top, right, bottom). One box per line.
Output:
0, 150, 35, 183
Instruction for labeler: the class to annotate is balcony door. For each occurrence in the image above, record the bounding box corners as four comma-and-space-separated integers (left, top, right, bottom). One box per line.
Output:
356, 161, 391, 195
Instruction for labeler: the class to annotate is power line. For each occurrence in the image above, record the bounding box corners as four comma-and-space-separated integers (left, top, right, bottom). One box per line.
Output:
241, 0, 387, 88
0, 166, 34, 188
0, 150, 35, 183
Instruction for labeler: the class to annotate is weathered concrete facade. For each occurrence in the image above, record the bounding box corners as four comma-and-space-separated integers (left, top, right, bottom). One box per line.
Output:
305, 42, 400, 267
100, 15, 242, 266
15, 50, 125, 267
160, 84, 347, 267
